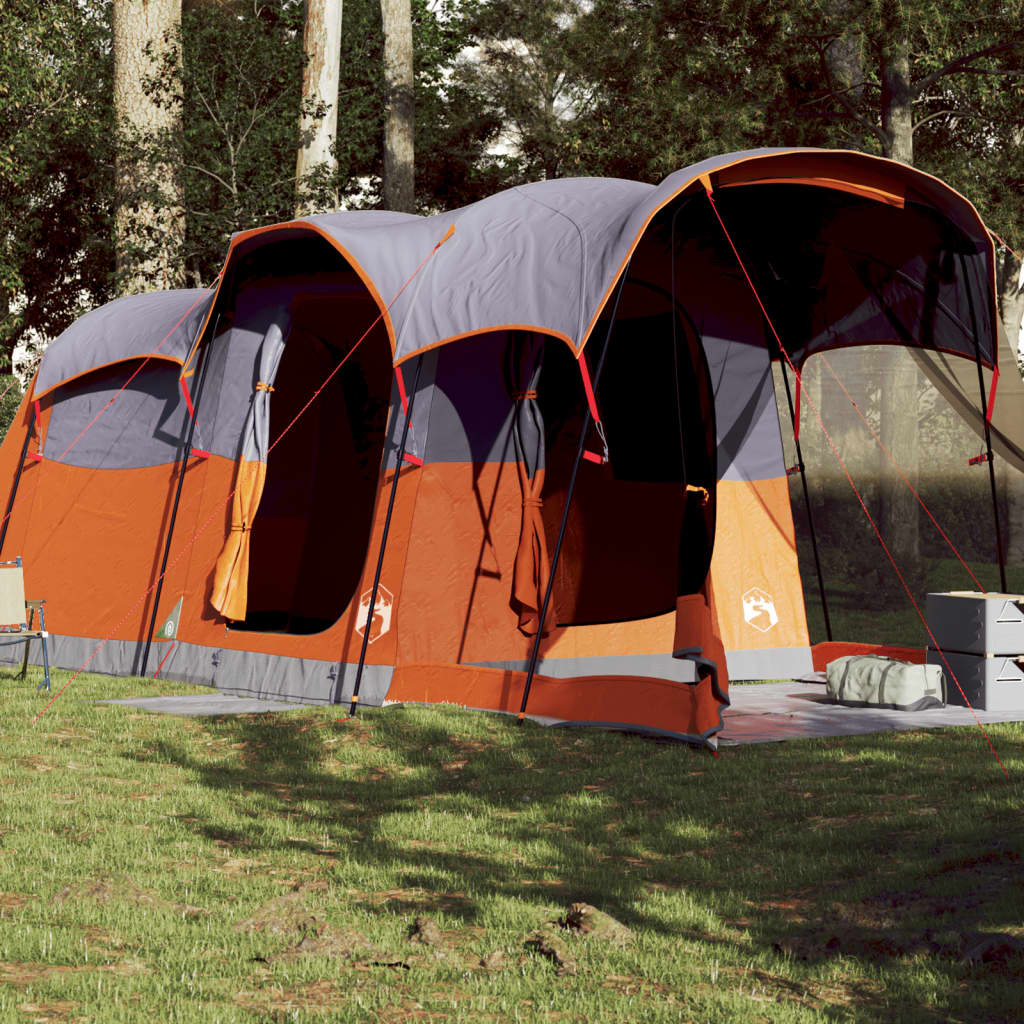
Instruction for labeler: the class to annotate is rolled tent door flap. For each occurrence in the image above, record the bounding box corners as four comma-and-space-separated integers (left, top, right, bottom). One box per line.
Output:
211, 312, 290, 620
508, 335, 555, 636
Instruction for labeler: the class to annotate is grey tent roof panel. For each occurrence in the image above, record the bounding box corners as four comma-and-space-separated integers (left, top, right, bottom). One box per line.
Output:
35, 288, 215, 399
36, 149, 999, 400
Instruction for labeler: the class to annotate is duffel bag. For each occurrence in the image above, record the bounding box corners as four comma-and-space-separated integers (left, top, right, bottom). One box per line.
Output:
825, 655, 945, 711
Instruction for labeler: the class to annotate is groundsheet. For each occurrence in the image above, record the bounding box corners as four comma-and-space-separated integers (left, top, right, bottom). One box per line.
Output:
100, 684, 1024, 745
719, 681, 1024, 745
101, 694, 300, 716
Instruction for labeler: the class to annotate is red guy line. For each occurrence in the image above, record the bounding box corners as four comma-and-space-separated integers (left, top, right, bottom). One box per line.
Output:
33, 226, 455, 723
817, 352, 986, 593
0, 288, 216, 538
705, 186, 1010, 781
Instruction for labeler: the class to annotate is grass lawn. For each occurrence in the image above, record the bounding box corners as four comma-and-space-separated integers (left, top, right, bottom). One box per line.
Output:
802, 558, 1024, 649
1, 668, 1022, 1022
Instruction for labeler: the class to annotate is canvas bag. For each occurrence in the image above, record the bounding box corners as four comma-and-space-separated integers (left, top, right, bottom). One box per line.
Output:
825, 655, 946, 711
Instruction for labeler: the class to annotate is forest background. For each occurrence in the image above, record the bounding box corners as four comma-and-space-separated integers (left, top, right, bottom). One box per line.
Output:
1, 0, 1023, 632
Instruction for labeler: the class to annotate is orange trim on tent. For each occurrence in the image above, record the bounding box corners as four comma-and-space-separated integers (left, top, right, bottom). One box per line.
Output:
180, 221, 400, 376
719, 176, 905, 208
32, 354, 186, 402
575, 149, 999, 364
394, 323, 576, 367
812, 642, 925, 671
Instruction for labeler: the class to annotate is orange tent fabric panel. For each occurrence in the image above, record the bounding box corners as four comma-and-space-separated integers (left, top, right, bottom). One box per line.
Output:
387, 662, 725, 740
710, 475, 810, 654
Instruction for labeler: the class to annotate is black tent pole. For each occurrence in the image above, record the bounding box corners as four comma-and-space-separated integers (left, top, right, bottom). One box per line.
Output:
0, 403, 36, 559
517, 265, 630, 723
960, 254, 1007, 592
778, 356, 833, 642
348, 354, 423, 716
139, 324, 216, 676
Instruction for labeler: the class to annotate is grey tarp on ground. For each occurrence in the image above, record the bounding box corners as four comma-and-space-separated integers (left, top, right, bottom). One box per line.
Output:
35, 288, 215, 398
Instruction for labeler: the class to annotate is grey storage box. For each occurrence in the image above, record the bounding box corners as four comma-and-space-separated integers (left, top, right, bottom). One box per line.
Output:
826, 655, 945, 711
926, 591, 1024, 655
926, 648, 1024, 712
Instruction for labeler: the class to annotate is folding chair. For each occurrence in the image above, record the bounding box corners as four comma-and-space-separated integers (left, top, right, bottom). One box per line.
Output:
0, 557, 51, 692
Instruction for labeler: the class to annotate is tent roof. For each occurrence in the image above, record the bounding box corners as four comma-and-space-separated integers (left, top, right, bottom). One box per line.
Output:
34, 148, 998, 396
207, 147, 997, 370
35, 289, 215, 399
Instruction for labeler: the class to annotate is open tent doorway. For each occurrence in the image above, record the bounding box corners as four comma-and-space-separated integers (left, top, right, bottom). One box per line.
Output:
538, 277, 718, 627
228, 287, 393, 635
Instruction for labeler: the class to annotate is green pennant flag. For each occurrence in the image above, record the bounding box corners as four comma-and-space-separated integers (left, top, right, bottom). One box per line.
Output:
154, 597, 183, 641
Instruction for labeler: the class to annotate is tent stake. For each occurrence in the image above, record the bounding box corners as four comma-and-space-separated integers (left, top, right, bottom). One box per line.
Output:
778, 356, 833, 642
518, 266, 630, 723
348, 355, 423, 715
961, 254, 1007, 592
139, 323, 216, 676
0, 402, 37, 558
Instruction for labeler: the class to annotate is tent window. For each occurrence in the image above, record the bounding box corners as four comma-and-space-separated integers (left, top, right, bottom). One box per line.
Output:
228, 304, 391, 635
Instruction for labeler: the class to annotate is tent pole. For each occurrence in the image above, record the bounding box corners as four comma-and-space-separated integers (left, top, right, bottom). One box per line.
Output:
139, 323, 216, 676
778, 356, 833, 642
0, 403, 37, 559
348, 355, 423, 716
517, 265, 630, 724
960, 254, 1007, 592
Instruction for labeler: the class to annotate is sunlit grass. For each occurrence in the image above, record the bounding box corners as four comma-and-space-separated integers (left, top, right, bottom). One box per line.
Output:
0, 666, 1021, 1022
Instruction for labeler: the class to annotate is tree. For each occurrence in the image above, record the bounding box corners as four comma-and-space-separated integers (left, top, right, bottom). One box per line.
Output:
296, 0, 343, 216
381, 0, 415, 210
788, 1, 1024, 566
113, 0, 185, 293
0, 0, 114, 377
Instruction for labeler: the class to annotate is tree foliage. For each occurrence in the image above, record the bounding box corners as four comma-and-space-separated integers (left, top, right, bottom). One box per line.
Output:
0, 1, 114, 372
1, 0, 1022, 350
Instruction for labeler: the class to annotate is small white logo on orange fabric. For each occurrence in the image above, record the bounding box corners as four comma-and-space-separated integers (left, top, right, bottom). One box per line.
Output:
742, 587, 779, 633
355, 585, 394, 643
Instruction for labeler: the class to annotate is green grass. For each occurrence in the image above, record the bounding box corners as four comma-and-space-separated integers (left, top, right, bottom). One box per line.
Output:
1, 668, 1023, 1022
802, 557, 1024, 648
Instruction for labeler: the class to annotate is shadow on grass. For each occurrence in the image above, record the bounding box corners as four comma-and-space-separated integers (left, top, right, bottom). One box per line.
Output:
125, 704, 1024, 1021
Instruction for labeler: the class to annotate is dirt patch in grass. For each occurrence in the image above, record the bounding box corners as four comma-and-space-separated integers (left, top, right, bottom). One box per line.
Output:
16, 999, 83, 1023
51, 876, 206, 918
0, 892, 30, 915
235, 980, 346, 1018
0, 959, 146, 986
235, 891, 325, 939
354, 887, 476, 916
212, 856, 265, 876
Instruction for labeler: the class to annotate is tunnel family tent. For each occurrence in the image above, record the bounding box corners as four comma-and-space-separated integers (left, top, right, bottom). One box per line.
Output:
0, 147, 1003, 745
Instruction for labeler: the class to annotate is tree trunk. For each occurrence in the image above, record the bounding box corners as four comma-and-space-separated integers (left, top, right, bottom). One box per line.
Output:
878, 348, 921, 563
113, 0, 184, 294
381, 0, 415, 212
825, 4, 864, 102
295, 0, 343, 217
879, 40, 913, 164
997, 249, 1024, 562
876, 36, 920, 567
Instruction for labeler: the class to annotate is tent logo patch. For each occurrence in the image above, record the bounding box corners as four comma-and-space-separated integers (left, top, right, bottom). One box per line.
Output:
355, 585, 393, 644
155, 597, 183, 640
742, 587, 778, 633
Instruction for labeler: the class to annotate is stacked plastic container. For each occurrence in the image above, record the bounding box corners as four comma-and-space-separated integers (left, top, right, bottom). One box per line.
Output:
926, 592, 1024, 711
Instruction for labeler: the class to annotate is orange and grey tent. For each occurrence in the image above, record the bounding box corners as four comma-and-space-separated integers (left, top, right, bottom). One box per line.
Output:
0, 148, 1002, 746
